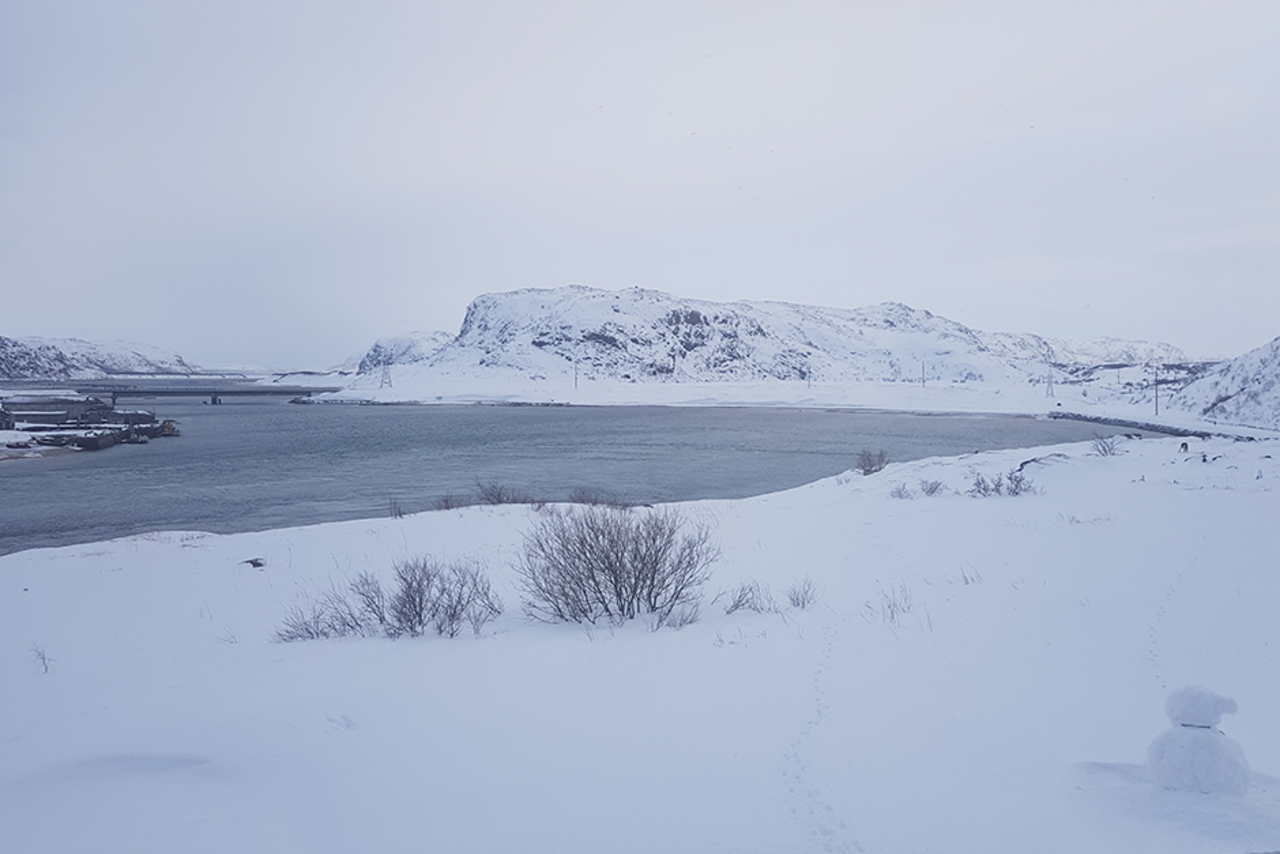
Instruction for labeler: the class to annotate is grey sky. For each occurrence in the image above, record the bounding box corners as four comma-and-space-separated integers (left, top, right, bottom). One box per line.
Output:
2, 1, 1277, 369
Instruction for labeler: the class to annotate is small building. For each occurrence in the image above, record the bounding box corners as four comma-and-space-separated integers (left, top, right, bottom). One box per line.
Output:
0, 394, 116, 426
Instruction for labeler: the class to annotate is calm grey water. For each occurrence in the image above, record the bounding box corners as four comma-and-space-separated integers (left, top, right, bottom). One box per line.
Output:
1, 399, 1142, 555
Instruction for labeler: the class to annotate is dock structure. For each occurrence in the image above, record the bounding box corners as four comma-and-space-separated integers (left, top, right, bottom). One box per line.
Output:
0, 392, 181, 452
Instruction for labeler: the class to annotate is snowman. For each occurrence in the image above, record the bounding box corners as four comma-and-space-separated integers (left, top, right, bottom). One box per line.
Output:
1147, 686, 1250, 796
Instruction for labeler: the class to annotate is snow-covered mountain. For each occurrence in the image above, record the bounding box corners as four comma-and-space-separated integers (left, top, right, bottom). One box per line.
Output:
349, 286, 1191, 389
1170, 335, 1280, 431
355, 331, 455, 375
0, 336, 202, 380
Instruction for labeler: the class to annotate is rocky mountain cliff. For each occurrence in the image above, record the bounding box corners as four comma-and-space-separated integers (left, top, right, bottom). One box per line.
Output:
1170, 335, 1280, 430
356, 331, 455, 375
352, 286, 1193, 389
0, 336, 200, 380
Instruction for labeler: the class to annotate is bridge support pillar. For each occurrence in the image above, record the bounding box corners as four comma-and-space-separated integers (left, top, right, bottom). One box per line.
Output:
210, 395, 222, 405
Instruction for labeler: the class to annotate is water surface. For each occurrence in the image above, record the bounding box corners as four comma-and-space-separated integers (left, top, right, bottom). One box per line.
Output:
1, 400, 1145, 555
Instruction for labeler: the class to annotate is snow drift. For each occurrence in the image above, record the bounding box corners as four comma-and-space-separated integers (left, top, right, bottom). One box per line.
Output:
4, 434, 1279, 853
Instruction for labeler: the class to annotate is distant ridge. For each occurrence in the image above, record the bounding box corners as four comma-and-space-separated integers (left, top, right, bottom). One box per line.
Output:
348, 285, 1194, 390
0, 336, 202, 380
1171, 335, 1280, 431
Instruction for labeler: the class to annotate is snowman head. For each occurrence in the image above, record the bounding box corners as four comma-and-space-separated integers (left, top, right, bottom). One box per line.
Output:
1166, 685, 1238, 728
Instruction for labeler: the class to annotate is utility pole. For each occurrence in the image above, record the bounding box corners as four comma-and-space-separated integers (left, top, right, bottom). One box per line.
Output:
1153, 363, 1159, 416
574, 358, 578, 390
921, 360, 926, 388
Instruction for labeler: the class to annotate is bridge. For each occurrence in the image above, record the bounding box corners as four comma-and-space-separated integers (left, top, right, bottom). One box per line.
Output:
84, 383, 343, 406
4, 379, 347, 406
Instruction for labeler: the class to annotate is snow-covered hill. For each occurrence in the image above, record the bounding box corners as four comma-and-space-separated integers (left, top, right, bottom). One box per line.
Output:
0, 336, 201, 380
355, 330, 455, 375
1171, 336, 1280, 431
338, 286, 1199, 404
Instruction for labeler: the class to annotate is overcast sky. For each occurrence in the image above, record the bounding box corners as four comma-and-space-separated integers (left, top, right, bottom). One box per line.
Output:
2, 1, 1277, 369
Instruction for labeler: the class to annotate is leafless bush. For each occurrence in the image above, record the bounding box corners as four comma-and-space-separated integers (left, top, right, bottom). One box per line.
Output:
967, 471, 1003, 497
275, 586, 373, 642
918, 479, 945, 496
442, 561, 505, 637
385, 557, 503, 638
30, 644, 52, 675
568, 487, 635, 509
870, 581, 913, 628
856, 449, 889, 475
968, 470, 1035, 497
518, 505, 717, 627
388, 499, 407, 519
432, 493, 471, 511
1091, 435, 1120, 456
476, 481, 534, 506
889, 482, 913, 499
787, 577, 818, 610
659, 603, 701, 630
1005, 469, 1036, 496
276, 560, 502, 642
723, 579, 778, 615
350, 570, 389, 630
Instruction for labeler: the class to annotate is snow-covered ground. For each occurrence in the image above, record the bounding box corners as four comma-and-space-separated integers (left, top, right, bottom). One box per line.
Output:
4, 433, 1278, 853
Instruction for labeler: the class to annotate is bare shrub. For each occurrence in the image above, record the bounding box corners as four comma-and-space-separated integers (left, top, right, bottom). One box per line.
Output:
30, 644, 52, 675
568, 487, 634, 509
659, 603, 701, 630
385, 558, 501, 637
432, 494, 471, 511
387, 557, 440, 637
723, 579, 778, 615
856, 449, 889, 475
787, 577, 818, 610
918, 479, 945, 496
275, 587, 373, 642
967, 470, 1034, 497
1005, 469, 1036, 496
350, 570, 389, 631
388, 499, 406, 519
435, 561, 505, 638
517, 505, 717, 627
276, 560, 502, 642
476, 481, 534, 506
967, 472, 1003, 497
870, 581, 913, 628
889, 482, 913, 499
1091, 435, 1120, 456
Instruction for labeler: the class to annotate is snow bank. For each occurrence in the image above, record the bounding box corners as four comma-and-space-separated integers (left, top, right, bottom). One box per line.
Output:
3, 434, 1280, 853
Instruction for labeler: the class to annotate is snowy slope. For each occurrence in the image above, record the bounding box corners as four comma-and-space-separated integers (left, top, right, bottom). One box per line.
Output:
3, 434, 1279, 853
338, 286, 1196, 402
0, 335, 201, 379
355, 330, 455, 374
1170, 336, 1280, 431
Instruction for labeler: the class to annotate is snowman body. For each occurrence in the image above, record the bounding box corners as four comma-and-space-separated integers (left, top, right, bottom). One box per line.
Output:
1147, 686, 1250, 796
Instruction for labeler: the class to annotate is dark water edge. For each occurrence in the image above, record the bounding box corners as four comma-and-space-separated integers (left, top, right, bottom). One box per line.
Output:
1, 401, 1163, 556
